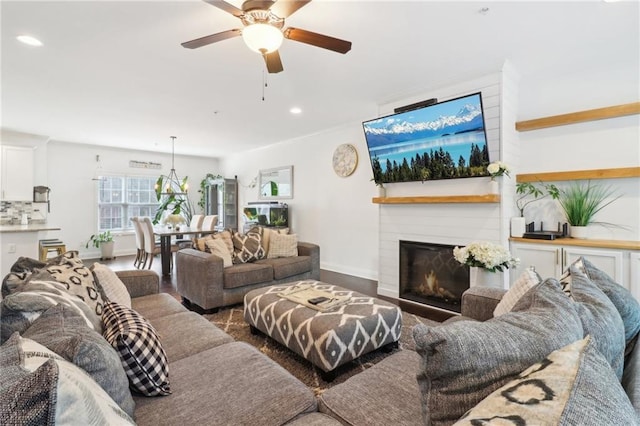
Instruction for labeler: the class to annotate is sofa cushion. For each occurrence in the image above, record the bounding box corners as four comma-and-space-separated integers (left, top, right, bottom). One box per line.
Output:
622, 334, 640, 417
133, 342, 317, 426
131, 293, 186, 320
232, 230, 266, 264
412, 278, 584, 426
223, 262, 273, 289
102, 302, 171, 396
256, 256, 312, 280
0, 334, 135, 425
22, 304, 135, 418
91, 262, 132, 308
286, 412, 344, 425
1, 279, 102, 343
319, 349, 423, 426
454, 337, 638, 426
147, 311, 234, 362
205, 238, 233, 267
580, 257, 640, 348
562, 261, 625, 379
493, 267, 540, 317
267, 233, 299, 258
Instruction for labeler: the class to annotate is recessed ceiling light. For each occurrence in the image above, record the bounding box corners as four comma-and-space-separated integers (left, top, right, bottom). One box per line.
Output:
290, 107, 302, 115
17, 35, 43, 47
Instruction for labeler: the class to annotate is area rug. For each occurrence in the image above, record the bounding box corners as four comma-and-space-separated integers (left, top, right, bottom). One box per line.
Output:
204, 307, 439, 395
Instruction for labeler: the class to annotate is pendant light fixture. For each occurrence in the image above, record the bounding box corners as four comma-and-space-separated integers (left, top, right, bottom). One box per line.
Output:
157, 136, 188, 195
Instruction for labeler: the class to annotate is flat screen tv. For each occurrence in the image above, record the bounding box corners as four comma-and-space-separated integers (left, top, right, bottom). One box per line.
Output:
362, 92, 491, 184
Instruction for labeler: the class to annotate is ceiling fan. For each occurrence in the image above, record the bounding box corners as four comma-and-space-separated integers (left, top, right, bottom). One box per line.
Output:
181, 0, 352, 73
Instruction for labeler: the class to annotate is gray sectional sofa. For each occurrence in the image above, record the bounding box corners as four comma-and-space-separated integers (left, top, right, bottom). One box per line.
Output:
176, 242, 320, 312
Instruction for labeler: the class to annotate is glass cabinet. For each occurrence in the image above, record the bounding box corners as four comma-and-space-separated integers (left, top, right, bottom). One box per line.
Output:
204, 177, 238, 231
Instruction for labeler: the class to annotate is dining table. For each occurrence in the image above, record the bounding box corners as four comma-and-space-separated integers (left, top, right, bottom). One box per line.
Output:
153, 226, 215, 276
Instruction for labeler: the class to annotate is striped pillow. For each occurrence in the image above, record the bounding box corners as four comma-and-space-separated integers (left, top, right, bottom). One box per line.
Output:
267, 233, 298, 258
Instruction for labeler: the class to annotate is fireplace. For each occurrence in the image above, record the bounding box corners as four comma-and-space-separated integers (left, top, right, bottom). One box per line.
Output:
399, 241, 470, 313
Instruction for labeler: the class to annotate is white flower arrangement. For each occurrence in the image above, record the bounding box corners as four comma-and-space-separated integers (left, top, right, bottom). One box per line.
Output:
163, 214, 185, 227
453, 241, 519, 272
487, 161, 510, 179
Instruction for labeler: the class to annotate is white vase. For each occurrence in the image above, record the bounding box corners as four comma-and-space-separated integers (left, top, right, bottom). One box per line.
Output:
510, 217, 526, 238
469, 266, 503, 288
570, 225, 589, 239
488, 179, 499, 194
378, 186, 386, 198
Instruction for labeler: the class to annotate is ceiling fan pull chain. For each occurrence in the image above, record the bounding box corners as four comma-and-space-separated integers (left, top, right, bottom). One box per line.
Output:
262, 69, 268, 101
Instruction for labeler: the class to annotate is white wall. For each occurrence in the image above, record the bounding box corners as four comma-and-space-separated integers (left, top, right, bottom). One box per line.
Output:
44, 141, 221, 259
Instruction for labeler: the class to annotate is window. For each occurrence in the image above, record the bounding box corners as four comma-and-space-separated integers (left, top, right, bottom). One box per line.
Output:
98, 175, 158, 231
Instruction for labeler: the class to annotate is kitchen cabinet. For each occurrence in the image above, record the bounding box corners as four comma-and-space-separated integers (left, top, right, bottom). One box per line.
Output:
1, 145, 34, 201
511, 239, 638, 299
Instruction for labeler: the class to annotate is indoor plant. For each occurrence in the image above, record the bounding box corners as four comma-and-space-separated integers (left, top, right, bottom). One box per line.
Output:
557, 181, 621, 239
512, 181, 559, 237
153, 174, 193, 225
486, 161, 509, 194
85, 230, 115, 259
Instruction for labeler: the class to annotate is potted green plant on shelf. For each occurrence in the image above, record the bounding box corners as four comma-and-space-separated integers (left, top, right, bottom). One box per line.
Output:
85, 230, 115, 260
511, 181, 559, 237
198, 173, 223, 211
557, 181, 621, 239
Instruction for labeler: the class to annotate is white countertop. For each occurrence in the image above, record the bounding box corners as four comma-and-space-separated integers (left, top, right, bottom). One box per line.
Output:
0, 224, 61, 233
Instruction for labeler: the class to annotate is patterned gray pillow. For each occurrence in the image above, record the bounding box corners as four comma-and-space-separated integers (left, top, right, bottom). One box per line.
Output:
22, 304, 135, 418
412, 278, 584, 426
454, 336, 638, 425
581, 257, 640, 346
232, 231, 266, 264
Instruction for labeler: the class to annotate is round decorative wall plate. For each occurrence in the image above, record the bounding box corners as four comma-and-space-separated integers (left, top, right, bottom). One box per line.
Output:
332, 144, 358, 177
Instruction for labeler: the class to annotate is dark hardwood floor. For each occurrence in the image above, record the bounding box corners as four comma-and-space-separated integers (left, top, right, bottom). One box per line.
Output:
88, 254, 448, 321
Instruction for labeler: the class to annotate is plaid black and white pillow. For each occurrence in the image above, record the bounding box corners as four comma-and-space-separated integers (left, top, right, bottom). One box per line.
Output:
102, 302, 171, 396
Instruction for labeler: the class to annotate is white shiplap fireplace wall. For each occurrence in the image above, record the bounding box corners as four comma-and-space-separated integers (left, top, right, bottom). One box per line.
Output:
376, 66, 520, 300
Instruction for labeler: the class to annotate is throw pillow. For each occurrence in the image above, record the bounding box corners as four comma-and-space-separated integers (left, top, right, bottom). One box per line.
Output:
91, 262, 132, 308
213, 229, 235, 256
412, 278, 584, 426
0, 333, 135, 425
41, 251, 105, 320
102, 301, 171, 396
454, 336, 638, 426
250, 226, 289, 255
267, 233, 298, 258
1, 280, 102, 343
195, 235, 214, 252
232, 231, 265, 264
22, 304, 135, 417
205, 238, 233, 267
564, 261, 626, 379
580, 257, 640, 347
493, 267, 541, 317
1, 256, 47, 297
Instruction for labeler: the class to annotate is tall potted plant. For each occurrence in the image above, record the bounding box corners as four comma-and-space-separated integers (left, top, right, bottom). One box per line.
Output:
557, 181, 620, 239
85, 230, 115, 260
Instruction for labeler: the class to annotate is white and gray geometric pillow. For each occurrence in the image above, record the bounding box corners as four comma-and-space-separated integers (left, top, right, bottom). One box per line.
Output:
102, 301, 171, 396
454, 336, 638, 425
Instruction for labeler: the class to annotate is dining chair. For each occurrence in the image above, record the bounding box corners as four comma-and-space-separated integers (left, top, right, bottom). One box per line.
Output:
176, 214, 204, 249
202, 215, 218, 231
130, 217, 144, 268
140, 217, 179, 270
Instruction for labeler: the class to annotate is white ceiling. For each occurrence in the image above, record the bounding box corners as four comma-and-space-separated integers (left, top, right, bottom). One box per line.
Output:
2, 0, 638, 158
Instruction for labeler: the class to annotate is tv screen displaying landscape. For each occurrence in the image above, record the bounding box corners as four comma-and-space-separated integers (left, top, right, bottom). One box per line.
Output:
363, 92, 491, 184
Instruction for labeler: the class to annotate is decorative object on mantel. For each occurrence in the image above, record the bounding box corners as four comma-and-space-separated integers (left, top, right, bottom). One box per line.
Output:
487, 161, 509, 195
332, 144, 358, 177
557, 180, 622, 239
153, 136, 193, 225
453, 241, 518, 288
513, 181, 559, 237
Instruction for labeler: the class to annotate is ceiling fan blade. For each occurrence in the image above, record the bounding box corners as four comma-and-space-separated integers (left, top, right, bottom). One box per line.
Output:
181, 29, 241, 49
203, 0, 244, 17
263, 50, 284, 73
269, 0, 311, 18
284, 27, 351, 54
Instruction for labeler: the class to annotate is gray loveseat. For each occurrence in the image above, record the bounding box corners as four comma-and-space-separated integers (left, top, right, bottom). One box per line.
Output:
176, 242, 320, 312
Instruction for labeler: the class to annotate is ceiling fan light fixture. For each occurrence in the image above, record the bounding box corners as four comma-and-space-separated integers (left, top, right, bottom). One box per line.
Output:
242, 23, 283, 54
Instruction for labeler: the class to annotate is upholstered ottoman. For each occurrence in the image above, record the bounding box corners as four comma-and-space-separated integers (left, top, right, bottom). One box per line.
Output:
243, 280, 402, 380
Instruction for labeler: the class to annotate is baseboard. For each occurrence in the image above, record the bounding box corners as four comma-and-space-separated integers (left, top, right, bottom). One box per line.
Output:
320, 261, 377, 281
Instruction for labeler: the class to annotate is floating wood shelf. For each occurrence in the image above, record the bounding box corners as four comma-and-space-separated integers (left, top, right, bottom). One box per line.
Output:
516, 167, 640, 183
515, 102, 640, 131
372, 194, 500, 204
510, 237, 640, 251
